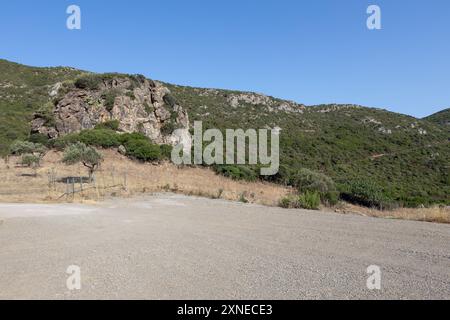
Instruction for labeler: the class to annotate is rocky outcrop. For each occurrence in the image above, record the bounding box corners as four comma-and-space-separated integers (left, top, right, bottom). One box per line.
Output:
31, 75, 189, 146
227, 92, 305, 114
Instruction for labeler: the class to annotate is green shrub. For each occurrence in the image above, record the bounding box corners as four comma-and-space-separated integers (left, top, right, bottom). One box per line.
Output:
214, 165, 258, 181
163, 94, 177, 108
298, 191, 321, 210
124, 139, 162, 162
21, 153, 41, 167
279, 196, 299, 209
54, 129, 121, 149
340, 180, 393, 210
95, 120, 120, 131
160, 144, 173, 160
161, 121, 176, 135
125, 91, 136, 100
101, 89, 121, 111
62, 142, 103, 181
117, 132, 148, 145
290, 168, 339, 206
34, 109, 56, 127
74, 75, 101, 90
10, 140, 46, 156
144, 102, 154, 114
28, 133, 50, 146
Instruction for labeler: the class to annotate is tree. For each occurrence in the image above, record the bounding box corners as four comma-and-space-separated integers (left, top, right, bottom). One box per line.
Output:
9, 140, 47, 167
62, 142, 103, 182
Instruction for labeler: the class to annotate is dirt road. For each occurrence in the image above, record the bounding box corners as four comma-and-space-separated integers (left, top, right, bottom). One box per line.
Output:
0, 194, 449, 299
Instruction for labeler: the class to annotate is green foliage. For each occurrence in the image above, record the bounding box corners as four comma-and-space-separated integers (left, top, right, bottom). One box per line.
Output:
214, 165, 258, 181
163, 94, 177, 108
10, 140, 47, 168
94, 120, 120, 131
160, 144, 173, 160
340, 179, 394, 210
143, 102, 154, 114
161, 121, 176, 135
167, 83, 450, 207
20, 153, 41, 168
125, 91, 136, 100
424, 108, 450, 127
101, 89, 121, 111
279, 191, 321, 210
28, 133, 51, 146
298, 191, 321, 210
124, 138, 162, 162
279, 196, 298, 209
54, 129, 121, 149
1, 59, 449, 208
62, 142, 103, 180
54, 129, 168, 163
74, 75, 101, 90
289, 168, 339, 206
10, 140, 46, 156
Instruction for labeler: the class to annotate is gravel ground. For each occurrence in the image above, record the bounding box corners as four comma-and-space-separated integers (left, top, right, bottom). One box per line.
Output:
0, 194, 449, 300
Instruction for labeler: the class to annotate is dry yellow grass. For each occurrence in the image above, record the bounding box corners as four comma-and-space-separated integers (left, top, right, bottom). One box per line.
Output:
0, 149, 291, 206
0, 149, 448, 224
331, 203, 450, 224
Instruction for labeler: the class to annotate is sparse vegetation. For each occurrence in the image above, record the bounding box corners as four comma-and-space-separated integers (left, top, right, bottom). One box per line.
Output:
0, 59, 448, 209
9, 140, 47, 169
94, 120, 120, 131
62, 142, 103, 182
298, 191, 321, 210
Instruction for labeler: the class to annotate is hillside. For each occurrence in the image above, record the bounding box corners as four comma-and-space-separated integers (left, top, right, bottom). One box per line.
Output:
166, 84, 449, 206
0, 59, 449, 207
424, 108, 450, 127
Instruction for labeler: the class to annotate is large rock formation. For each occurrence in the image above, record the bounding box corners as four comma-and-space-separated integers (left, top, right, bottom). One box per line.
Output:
31, 74, 190, 146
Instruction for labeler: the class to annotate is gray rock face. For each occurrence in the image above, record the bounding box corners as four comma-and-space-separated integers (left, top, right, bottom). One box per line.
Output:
31, 76, 189, 146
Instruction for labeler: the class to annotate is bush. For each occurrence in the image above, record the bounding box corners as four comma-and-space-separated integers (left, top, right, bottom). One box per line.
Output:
279, 196, 299, 209
28, 133, 50, 146
10, 140, 46, 157
298, 191, 321, 210
101, 89, 121, 111
124, 138, 162, 162
214, 165, 258, 181
163, 94, 177, 108
160, 144, 173, 160
54, 129, 121, 149
62, 142, 103, 181
95, 120, 120, 131
340, 180, 393, 210
161, 121, 176, 135
74, 75, 101, 90
21, 154, 41, 168
290, 168, 339, 206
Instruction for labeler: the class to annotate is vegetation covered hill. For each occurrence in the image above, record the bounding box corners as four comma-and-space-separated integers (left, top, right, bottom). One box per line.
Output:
0, 59, 449, 207
166, 85, 449, 207
425, 108, 450, 127
0, 59, 83, 152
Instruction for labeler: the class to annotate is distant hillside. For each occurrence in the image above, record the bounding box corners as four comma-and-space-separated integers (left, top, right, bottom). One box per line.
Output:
166, 84, 450, 206
0, 59, 449, 207
0, 59, 83, 152
424, 108, 450, 127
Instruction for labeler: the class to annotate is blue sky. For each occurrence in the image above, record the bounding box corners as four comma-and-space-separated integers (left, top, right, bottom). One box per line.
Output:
1, 0, 449, 118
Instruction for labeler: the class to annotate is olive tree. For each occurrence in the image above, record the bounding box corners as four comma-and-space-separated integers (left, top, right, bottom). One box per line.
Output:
9, 140, 47, 168
62, 142, 103, 182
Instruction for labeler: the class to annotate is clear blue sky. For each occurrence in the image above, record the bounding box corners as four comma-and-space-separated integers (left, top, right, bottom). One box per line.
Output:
1, 0, 449, 118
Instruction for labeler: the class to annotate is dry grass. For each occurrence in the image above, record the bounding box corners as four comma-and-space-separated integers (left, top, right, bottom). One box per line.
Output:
332, 203, 450, 224
0, 149, 291, 206
0, 149, 448, 224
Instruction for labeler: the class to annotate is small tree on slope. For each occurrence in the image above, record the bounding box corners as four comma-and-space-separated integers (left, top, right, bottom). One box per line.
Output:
62, 142, 103, 182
